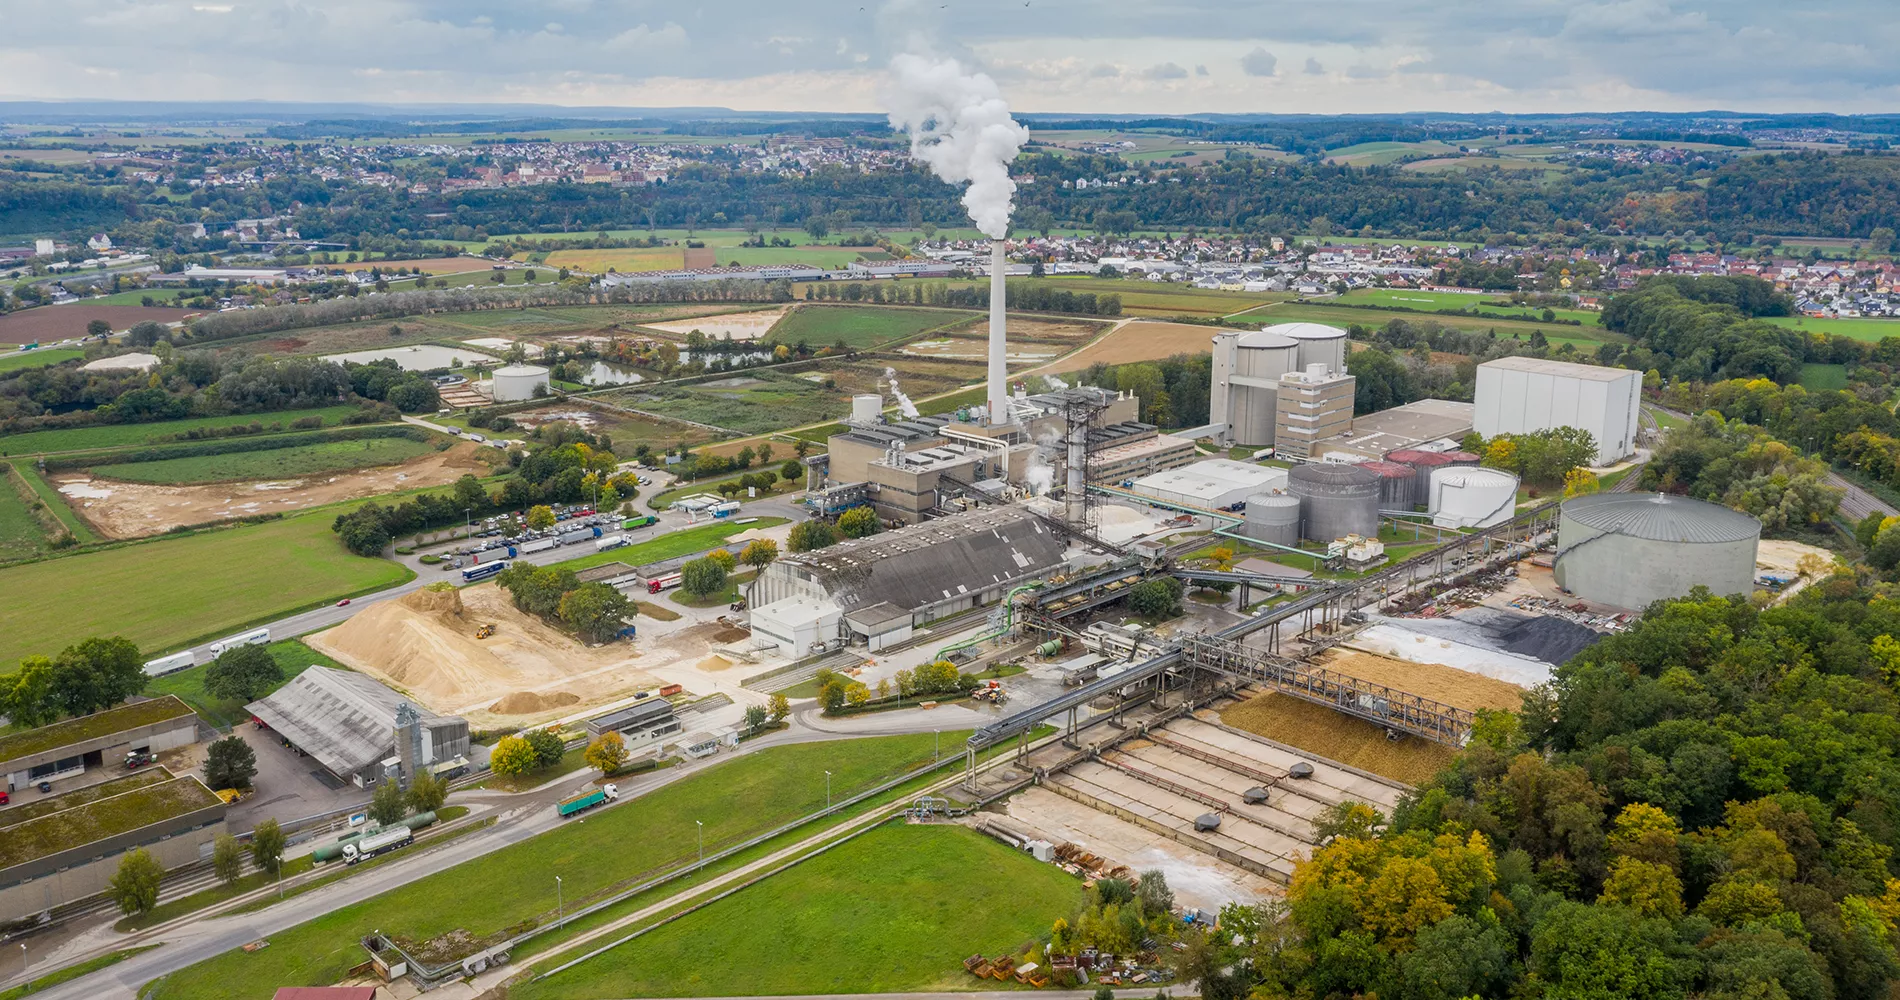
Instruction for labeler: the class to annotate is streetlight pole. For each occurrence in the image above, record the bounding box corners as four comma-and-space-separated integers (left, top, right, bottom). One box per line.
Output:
464, 508, 472, 540
825, 770, 832, 812
695, 820, 703, 863
19, 942, 27, 995
934, 730, 940, 760
555, 875, 564, 931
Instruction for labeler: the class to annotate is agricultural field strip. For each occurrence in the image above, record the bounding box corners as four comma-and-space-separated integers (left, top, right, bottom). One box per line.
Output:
516, 726, 1063, 984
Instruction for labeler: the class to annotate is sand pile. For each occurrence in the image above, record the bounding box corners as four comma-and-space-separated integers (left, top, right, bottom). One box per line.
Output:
306, 583, 654, 725
1220, 694, 1456, 786
490, 691, 581, 715
697, 655, 734, 672
1319, 650, 1524, 712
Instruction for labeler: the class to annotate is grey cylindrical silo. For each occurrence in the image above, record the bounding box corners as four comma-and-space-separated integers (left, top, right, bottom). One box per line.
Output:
1356, 461, 1418, 509
1553, 493, 1761, 610
1242, 492, 1302, 548
1288, 463, 1381, 541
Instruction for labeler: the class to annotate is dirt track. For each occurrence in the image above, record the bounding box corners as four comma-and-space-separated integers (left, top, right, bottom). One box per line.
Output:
56, 442, 491, 539
307, 585, 656, 728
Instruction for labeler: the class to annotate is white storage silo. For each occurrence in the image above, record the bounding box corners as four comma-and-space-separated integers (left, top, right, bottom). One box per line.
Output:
850, 394, 883, 424
1211, 328, 1300, 448
1242, 492, 1302, 548
491, 364, 550, 402
1553, 493, 1761, 609
1428, 467, 1518, 529
1271, 322, 1349, 374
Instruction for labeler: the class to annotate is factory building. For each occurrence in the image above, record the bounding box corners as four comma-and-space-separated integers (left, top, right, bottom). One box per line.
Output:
1553, 493, 1761, 609
1311, 399, 1476, 464
1210, 323, 1352, 448
1274, 365, 1357, 461
1474, 357, 1641, 466
247, 667, 470, 788
822, 387, 1187, 524
0, 696, 199, 795
1127, 459, 1288, 511
747, 507, 1069, 653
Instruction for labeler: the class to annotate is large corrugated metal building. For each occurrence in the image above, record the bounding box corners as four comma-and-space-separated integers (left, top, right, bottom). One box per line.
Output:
247, 667, 470, 788
1474, 357, 1641, 465
1553, 493, 1761, 609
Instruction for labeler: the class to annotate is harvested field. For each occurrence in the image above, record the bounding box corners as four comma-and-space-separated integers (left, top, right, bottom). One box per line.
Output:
682, 247, 717, 269
0, 305, 195, 345
1027, 319, 1223, 372
1316, 649, 1524, 711
642, 307, 788, 341
1220, 693, 1458, 786
306, 584, 655, 728
822, 356, 989, 398
943, 314, 1110, 342
54, 441, 492, 539
541, 247, 686, 273
898, 335, 1064, 364
489, 403, 713, 446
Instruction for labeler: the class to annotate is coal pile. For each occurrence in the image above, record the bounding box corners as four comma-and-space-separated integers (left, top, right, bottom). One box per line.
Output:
1492, 614, 1602, 665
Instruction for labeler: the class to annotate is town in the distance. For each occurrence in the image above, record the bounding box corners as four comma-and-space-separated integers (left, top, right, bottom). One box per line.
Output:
4, 10, 1900, 1000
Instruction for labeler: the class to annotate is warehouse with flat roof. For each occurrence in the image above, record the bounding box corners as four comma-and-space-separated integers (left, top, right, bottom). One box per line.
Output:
1127, 459, 1289, 511
0, 696, 200, 795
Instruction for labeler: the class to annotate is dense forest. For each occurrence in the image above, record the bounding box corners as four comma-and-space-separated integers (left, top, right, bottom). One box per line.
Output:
11, 146, 1900, 245
1194, 581, 1900, 1000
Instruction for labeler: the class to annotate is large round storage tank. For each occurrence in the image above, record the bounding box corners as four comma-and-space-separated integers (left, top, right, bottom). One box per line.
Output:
1265, 322, 1349, 374
491, 364, 550, 403
1553, 493, 1761, 610
1242, 492, 1302, 548
1287, 463, 1381, 541
1356, 461, 1418, 509
1220, 329, 1300, 447
850, 394, 882, 424
1428, 466, 1518, 528
1387, 449, 1458, 508
1443, 450, 1481, 467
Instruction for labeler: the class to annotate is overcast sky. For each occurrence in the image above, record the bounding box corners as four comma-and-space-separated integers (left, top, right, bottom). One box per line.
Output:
5, 0, 1897, 115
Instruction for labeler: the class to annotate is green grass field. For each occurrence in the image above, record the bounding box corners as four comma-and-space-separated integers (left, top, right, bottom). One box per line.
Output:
0, 406, 370, 457
1765, 315, 1900, 344
9, 460, 96, 543
1799, 363, 1850, 391
0, 347, 83, 372
1337, 288, 1602, 325
911, 275, 1275, 320
90, 436, 436, 484
1265, 301, 1617, 349
0, 466, 52, 561
516, 823, 1082, 999
766, 305, 974, 350
146, 638, 344, 728
0, 513, 412, 670
84, 289, 194, 306
139, 733, 975, 1000
544, 517, 787, 574
611, 372, 848, 436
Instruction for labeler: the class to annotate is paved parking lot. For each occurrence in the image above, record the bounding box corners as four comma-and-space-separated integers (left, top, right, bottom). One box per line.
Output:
225, 724, 368, 831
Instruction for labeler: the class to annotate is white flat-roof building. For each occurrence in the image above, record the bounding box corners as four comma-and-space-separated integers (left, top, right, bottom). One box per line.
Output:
1474, 357, 1641, 466
1128, 458, 1289, 510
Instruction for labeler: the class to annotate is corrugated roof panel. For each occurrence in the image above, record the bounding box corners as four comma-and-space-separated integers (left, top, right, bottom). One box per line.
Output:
1562, 492, 1761, 543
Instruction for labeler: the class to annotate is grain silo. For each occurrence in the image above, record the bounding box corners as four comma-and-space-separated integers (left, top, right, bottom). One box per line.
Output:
491, 364, 550, 402
1356, 461, 1418, 510
1428, 466, 1518, 529
1287, 463, 1380, 541
1553, 493, 1761, 610
1242, 492, 1302, 548
1210, 328, 1301, 448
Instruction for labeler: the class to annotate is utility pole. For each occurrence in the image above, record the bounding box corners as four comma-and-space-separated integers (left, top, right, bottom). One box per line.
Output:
695, 820, 703, 862
555, 875, 564, 930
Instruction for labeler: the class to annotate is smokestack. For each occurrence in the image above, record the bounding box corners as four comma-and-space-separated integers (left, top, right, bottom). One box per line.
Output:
1065, 419, 1087, 524
988, 239, 1009, 426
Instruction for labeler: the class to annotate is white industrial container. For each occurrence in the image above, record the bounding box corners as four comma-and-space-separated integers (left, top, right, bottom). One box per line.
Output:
850, 394, 882, 424
1210, 328, 1300, 448
1274, 322, 1349, 374
1473, 357, 1640, 466
1427, 466, 1519, 529
491, 364, 550, 403
1553, 493, 1761, 610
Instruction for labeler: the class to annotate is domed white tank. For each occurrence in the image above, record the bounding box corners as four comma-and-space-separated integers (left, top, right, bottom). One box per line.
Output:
1242, 492, 1302, 548
1428, 466, 1518, 529
1266, 322, 1349, 374
491, 364, 550, 403
850, 394, 882, 424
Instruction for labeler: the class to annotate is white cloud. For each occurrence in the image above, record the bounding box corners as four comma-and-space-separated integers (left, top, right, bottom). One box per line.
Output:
1240, 46, 1277, 77
1304, 57, 1325, 75
1143, 62, 1189, 80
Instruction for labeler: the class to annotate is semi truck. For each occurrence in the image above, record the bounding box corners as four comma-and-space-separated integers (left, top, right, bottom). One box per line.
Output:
596, 535, 629, 552
623, 515, 657, 530
517, 537, 557, 555
556, 783, 620, 818
343, 825, 413, 864
209, 628, 270, 656
557, 526, 602, 546
462, 560, 510, 583
646, 572, 682, 594
709, 501, 742, 519
142, 651, 195, 677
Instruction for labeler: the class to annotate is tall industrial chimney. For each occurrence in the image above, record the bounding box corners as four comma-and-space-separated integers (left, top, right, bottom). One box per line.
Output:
987, 239, 1009, 425
1065, 420, 1088, 524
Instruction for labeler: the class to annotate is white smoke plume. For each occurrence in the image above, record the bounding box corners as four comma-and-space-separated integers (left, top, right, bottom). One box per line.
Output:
1042, 374, 1069, 391
885, 367, 920, 419
884, 53, 1030, 239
